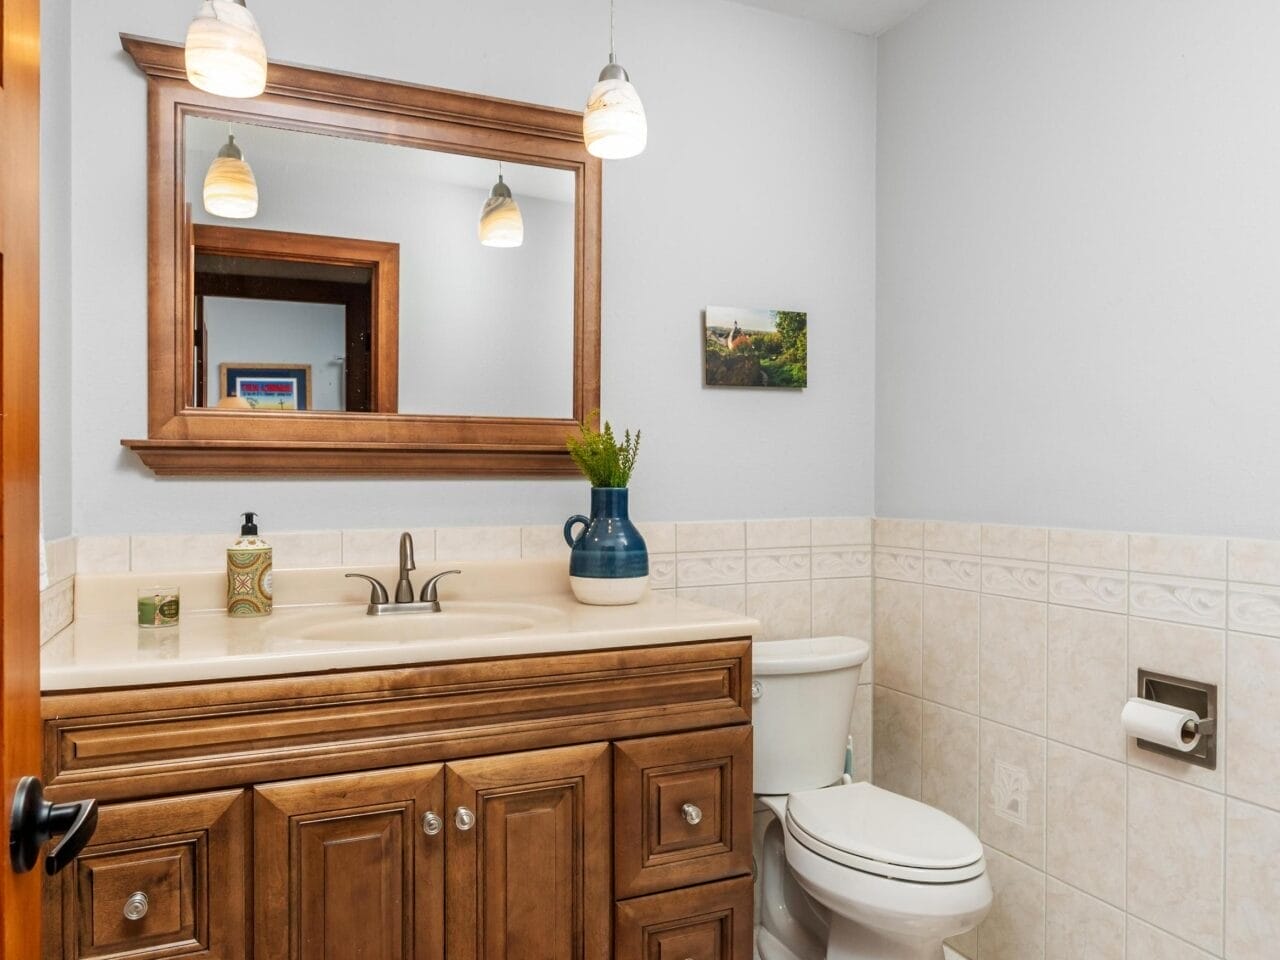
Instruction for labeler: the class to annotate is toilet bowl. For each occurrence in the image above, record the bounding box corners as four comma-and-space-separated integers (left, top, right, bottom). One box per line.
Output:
753, 637, 991, 960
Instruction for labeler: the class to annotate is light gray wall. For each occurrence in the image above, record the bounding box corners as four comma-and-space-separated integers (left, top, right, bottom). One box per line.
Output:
40, 0, 72, 538
56, 0, 877, 535
876, 0, 1280, 537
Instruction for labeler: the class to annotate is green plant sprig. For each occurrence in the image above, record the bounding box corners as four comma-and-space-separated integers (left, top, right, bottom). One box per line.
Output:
566, 416, 641, 488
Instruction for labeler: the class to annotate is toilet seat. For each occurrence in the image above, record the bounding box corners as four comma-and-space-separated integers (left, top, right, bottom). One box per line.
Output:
786, 782, 985, 884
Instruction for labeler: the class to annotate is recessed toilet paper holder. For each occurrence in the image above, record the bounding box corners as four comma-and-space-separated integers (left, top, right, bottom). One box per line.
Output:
1134, 669, 1217, 770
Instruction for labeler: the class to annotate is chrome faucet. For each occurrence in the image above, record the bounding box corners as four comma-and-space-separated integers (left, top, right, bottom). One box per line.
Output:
345, 531, 461, 615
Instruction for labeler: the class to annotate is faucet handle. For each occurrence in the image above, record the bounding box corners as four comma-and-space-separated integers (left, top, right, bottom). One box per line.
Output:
345, 573, 390, 605
419, 570, 462, 604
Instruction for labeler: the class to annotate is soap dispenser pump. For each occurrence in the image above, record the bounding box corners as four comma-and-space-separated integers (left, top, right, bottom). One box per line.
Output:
227, 511, 272, 618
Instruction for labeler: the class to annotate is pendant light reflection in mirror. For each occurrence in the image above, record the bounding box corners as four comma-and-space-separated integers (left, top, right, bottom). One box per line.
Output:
203, 131, 259, 219
479, 164, 524, 248
185, 0, 268, 98
583, 0, 647, 159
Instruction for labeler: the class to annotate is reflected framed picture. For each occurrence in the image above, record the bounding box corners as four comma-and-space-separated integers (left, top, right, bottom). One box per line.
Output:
703, 306, 807, 389
219, 363, 312, 411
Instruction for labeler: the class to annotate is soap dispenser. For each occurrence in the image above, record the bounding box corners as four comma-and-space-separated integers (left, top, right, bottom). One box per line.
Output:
227, 511, 272, 618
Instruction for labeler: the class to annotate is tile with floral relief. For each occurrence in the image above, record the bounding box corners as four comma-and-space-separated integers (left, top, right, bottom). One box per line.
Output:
1045, 743, 1125, 907
1126, 918, 1216, 960
811, 516, 871, 547
1127, 617, 1225, 791
922, 702, 978, 830
874, 518, 922, 549
872, 686, 922, 799
76, 535, 131, 574
873, 547, 922, 582
269, 531, 344, 569
979, 720, 1045, 868
635, 521, 676, 554
1127, 769, 1224, 954
130, 533, 227, 572
676, 551, 745, 588
976, 846, 1045, 960
1227, 581, 1280, 638
1046, 605, 1127, 760
923, 520, 981, 555
980, 559, 1047, 601
1046, 564, 1126, 614
1128, 573, 1225, 628
811, 578, 872, 642
1129, 533, 1226, 579
1228, 537, 1280, 586
746, 548, 810, 583
648, 554, 676, 590
874, 578, 922, 696
434, 526, 521, 561
343, 528, 436, 566
979, 595, 1047, 735
1044, 879, 1123, 960
676, 584, 747, 617
922, 586, 979, 714
811, 546, 871, 579
40, 579, 74, 644
1226, 631, 1280, 810
746, 518, 810, 549
980, 524, 1047, 562
1225, 798, 1280, 959
1047, 528, 1127, 569
746, 580, 811, 642
518, 525, 569, 559
923, 551, 980, 591
675, 521, 744, 552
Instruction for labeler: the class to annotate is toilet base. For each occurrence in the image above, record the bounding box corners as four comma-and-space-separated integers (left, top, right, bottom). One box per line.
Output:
825, 913, 945, 960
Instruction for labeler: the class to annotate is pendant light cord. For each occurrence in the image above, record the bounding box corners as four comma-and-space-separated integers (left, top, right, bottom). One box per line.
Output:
609, 0, 616, 65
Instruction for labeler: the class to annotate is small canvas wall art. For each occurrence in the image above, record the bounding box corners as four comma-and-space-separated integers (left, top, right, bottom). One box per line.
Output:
703, 306, 807, 389
220, 363, 312, 410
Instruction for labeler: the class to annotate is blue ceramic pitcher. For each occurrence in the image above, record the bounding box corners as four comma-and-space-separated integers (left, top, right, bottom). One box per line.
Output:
563, 487, 649, 605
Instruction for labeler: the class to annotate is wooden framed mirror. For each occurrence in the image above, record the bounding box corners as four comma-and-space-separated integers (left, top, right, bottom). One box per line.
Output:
120, 35, 601, 476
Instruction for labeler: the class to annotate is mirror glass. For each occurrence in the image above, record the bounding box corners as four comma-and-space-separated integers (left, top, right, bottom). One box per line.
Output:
183, 115, 577, 418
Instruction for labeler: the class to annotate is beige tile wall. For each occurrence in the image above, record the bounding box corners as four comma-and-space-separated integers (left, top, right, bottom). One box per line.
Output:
873, 518, 1280, 960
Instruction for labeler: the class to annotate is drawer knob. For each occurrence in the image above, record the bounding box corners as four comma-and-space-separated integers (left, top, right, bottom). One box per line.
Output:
455, 806, 476, 831
123, 891, 149, 921
680, 803, 703, 826
422, 811, 443, 836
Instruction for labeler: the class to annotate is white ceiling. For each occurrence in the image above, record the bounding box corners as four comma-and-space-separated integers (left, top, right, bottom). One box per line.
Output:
727, 0, 932, 36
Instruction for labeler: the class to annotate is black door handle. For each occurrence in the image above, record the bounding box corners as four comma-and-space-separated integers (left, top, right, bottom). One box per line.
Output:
9, 776, 98, 875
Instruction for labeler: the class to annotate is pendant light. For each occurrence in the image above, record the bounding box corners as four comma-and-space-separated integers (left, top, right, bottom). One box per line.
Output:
583, 0, 647, 159
185, 0, 268, 99
478, 165, 524, 248
203, 133, 259, 219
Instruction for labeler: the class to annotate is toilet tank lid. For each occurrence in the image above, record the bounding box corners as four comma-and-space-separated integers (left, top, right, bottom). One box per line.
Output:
752, 636, 870, 675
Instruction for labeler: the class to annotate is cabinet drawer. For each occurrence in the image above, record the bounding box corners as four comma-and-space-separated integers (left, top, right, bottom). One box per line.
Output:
614, 726, 752, 898
46, 790, 248, 960
615, 877, 754, 960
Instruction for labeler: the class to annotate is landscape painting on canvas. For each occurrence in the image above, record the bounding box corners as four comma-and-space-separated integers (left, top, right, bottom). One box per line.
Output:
703, 306, 807, 389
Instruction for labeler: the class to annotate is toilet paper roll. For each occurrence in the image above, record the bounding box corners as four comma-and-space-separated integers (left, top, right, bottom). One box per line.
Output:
1121, 698, 1202, 752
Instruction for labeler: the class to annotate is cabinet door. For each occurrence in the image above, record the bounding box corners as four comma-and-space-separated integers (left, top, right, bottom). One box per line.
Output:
45, 789, 248, 960
253, 764, 445, 960
445, 743, 611, 960
615, 876, 754, 960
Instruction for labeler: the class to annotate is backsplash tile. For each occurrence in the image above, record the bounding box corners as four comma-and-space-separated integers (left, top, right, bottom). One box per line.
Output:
435, 526, 521, 561
676, 551, 746, 588
1129, 572, 1226, 628
675, 520, 745, 553
811, 516, 871, 547
745, 518, 810, 549
1129, 533, 1227, 580
981, 524, 1048, 562
745, 548, 811, 583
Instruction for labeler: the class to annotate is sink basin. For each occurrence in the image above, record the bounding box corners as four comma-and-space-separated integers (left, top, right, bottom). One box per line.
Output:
281, 601, 562, 646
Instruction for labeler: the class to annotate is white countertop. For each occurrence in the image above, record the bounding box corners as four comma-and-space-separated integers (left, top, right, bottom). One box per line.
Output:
42, 565, 758, 691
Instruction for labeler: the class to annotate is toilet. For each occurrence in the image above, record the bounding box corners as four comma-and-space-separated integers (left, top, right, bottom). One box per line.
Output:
752, 636, 992, 960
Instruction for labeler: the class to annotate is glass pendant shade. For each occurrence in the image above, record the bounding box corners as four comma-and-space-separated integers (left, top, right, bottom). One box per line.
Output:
583, 62, 647, 159
203, 135, 259, 219
478, 175, 524, 248
185, 0, 268, 99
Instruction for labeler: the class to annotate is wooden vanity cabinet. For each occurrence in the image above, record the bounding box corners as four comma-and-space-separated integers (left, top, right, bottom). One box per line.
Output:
40, 639, 753, 960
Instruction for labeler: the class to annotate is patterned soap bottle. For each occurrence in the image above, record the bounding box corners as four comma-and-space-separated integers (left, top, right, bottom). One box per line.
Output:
227, 511, 272, 617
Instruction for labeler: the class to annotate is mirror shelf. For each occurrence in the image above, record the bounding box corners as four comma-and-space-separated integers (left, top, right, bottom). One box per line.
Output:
119, 35, 600, 477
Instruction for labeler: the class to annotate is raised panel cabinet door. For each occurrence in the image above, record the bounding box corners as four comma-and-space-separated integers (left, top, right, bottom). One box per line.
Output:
614, 876, 754, 960
444, 743, 611, 960
44, 789, 248, 960
253, 764, 445, 960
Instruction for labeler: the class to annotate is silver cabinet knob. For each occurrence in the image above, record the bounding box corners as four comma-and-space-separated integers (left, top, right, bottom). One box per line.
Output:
422, 811, 443, 836
751, 680, 763, 700
123, 891, 149, 921
455, 806, 476, 831
681, 803, 703, 826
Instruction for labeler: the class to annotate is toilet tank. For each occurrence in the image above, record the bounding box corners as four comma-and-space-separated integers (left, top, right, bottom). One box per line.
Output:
752, 636, 870, 795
